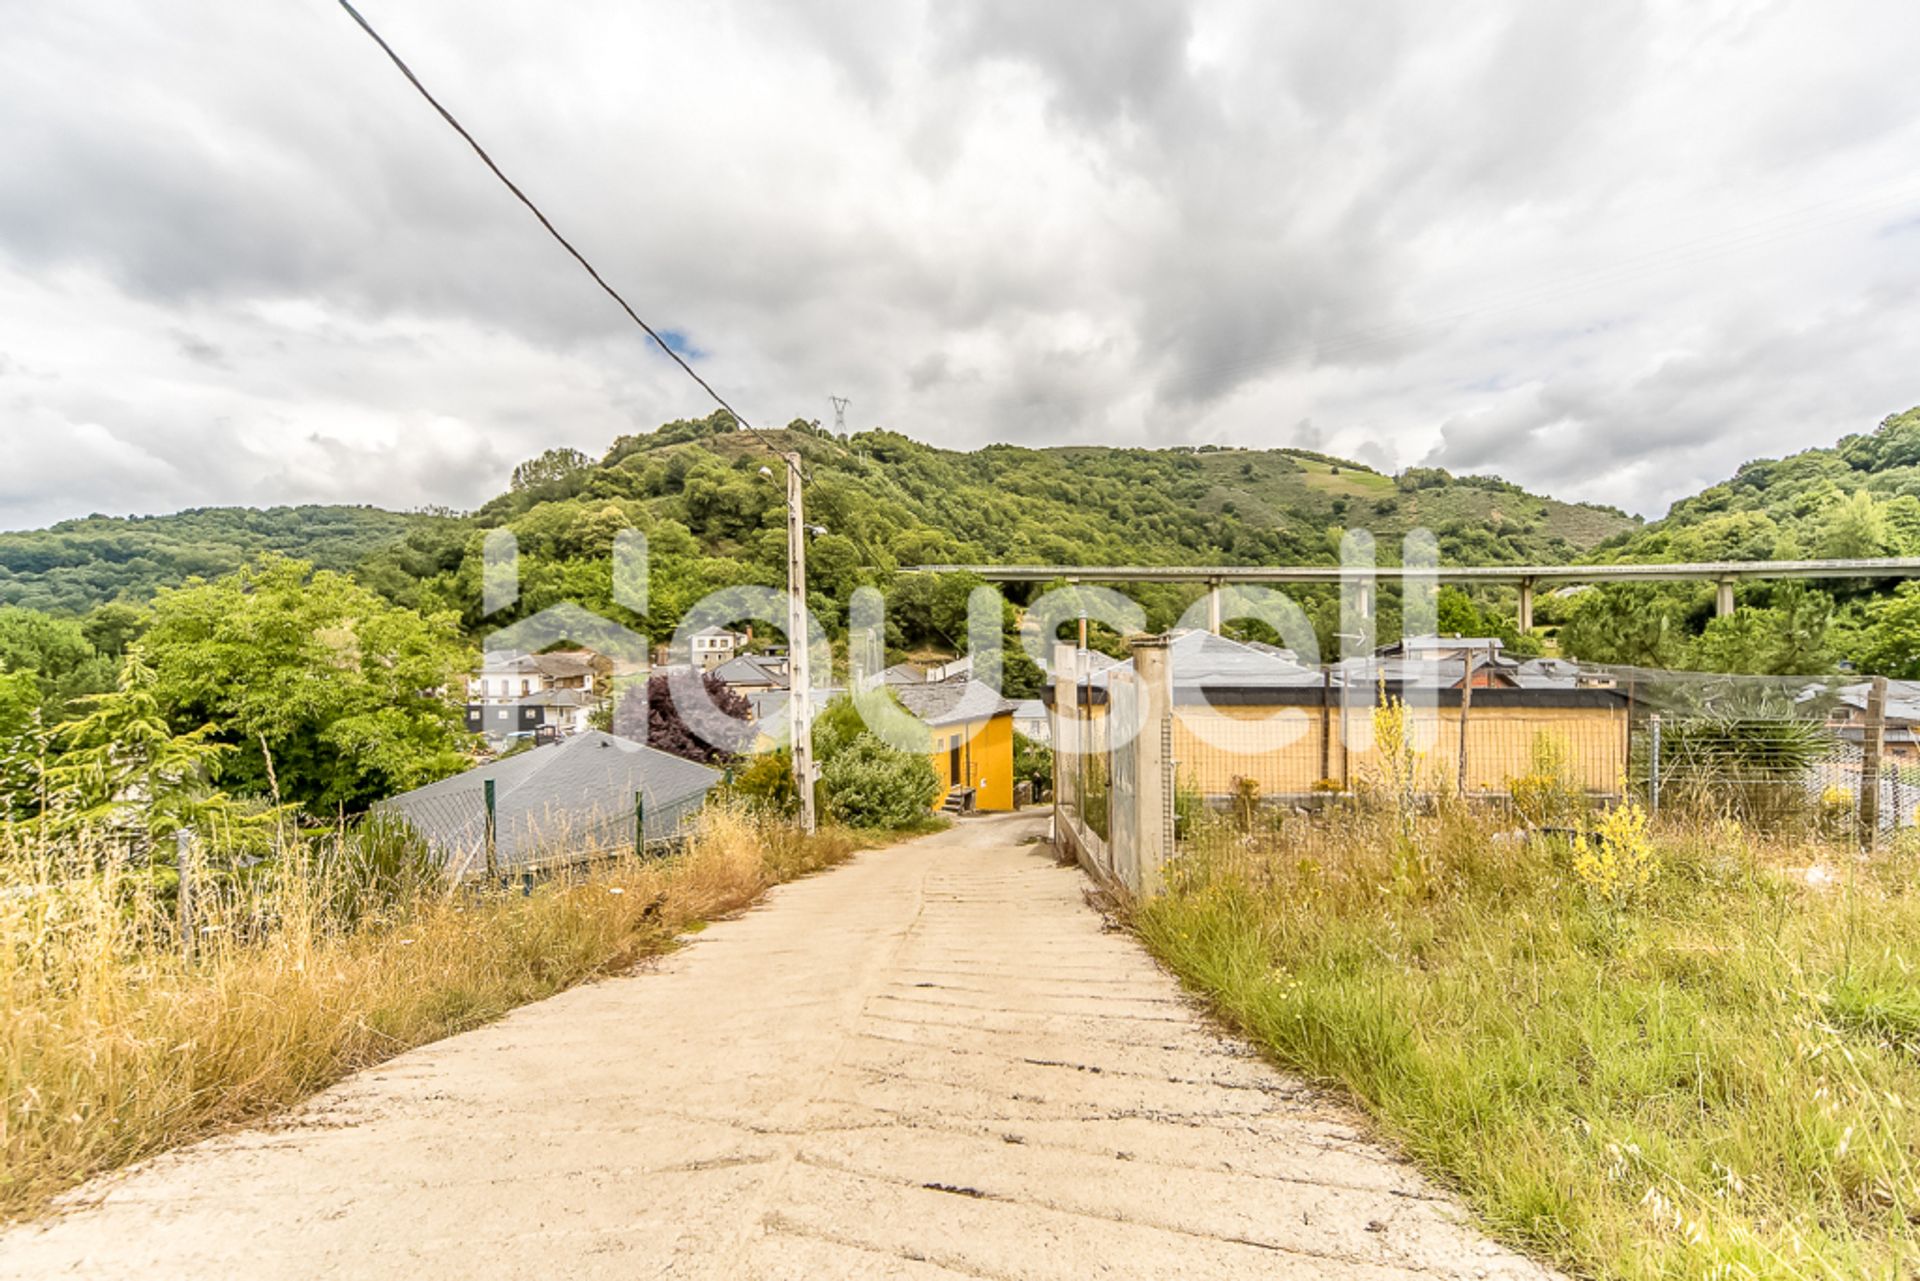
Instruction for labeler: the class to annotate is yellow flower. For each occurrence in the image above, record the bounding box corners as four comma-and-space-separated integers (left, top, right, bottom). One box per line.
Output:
1573, 801, 1657, 905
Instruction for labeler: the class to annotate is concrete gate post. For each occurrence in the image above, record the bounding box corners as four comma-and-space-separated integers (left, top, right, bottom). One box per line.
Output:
1130, 634, 1173, 897
1052, 642, 1080, 860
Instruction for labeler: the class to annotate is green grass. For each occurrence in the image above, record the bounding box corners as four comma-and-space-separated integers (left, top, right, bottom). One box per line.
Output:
1136, 805, 1920, 1279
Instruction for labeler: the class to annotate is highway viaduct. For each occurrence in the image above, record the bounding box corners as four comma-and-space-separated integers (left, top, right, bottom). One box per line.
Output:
904, 558, 1920, 634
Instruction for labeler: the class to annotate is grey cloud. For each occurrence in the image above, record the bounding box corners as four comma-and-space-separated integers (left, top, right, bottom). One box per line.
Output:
1, 0, 1918, 529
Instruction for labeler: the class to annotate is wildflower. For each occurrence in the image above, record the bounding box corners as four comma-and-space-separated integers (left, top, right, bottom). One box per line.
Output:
1573, 801, 1657, 906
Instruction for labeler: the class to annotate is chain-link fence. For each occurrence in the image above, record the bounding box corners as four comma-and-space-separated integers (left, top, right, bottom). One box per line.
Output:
1052, 638, 1912, 878
380, 779, 711, 882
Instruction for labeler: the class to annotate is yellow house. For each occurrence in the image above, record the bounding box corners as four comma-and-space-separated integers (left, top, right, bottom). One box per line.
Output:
893, 679, 1016, 812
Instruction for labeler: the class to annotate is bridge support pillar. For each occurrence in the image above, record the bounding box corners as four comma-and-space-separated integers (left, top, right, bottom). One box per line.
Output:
1205, 580, 1222, 635
1716, 578, 1736, 618
1517, 578, 1535, 634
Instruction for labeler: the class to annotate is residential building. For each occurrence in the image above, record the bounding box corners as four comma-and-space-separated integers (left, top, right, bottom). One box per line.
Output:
1830, 680, 1920, 762
1011, 698, 1050, 744
892, 677, 1016, 813
711, 651, 790, 698
688, 627, 749, 671
466, 649, 607, 742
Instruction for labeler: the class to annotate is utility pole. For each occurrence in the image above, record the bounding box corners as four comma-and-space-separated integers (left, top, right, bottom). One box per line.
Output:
786, 453, 817, 834
1859, 674, 1888, 851
830, 395, 849, 435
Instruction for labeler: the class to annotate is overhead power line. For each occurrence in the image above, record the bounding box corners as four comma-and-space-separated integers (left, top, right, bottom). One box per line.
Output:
334, 0, 784, 461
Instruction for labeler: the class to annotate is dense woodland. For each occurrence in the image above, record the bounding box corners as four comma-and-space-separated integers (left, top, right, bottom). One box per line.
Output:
1552, 406, 1920, 674
2, 407, 1919, 831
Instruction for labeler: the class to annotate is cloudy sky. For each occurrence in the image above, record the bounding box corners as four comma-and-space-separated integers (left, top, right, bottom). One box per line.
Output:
3, 1, 1918, 531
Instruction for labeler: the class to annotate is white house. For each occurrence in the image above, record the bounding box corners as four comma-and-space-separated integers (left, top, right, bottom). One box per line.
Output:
466, 650, 605, 741
689, 627, 750, 671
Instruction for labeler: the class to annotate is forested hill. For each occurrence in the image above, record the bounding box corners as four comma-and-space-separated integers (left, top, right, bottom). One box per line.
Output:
1590, 406, 1920, 564
0, 505, 438, 614
0, 414, 1636, 621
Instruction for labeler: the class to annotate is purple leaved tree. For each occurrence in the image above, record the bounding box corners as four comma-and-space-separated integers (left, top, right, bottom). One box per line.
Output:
613, 671, 752, 765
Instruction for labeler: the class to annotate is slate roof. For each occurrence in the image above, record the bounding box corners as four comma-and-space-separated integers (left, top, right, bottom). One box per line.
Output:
891, 676, 1014, 727
381, 731, 721, 875
745, 685, 844, 723
1087, 630, 1320, 691
1835, 680, 1920, 724
712, 654, 789, 688
480, 652, 591, 679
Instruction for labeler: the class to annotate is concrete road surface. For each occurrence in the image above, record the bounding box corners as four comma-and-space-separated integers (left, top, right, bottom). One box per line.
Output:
0, 812, 1554, 1279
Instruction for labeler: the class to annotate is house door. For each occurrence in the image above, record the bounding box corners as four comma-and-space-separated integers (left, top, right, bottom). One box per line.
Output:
948, 740, 962, 787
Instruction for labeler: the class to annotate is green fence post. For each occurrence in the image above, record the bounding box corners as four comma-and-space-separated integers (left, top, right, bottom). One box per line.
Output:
483, 778, 498, 880
634, 790, 646, 857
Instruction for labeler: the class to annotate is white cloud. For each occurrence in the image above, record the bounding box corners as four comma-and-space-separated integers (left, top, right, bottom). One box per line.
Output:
1, 0, 1917, 530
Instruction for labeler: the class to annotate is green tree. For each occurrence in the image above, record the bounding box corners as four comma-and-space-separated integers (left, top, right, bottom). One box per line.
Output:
80, 601, 150, 659
1817, 489, 1889, 560
40, 650, 255, 853
1558, 586, 1688, 667
1843, 582, 1920, 678
1434, 586, 1541, 656
141, 558, 473, 813
511, 447, 593, 493
0, 668, 44, 820
0, 607, 114, 710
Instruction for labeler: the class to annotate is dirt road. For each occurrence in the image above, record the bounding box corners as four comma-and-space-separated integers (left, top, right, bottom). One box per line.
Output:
0, 813, 1551, 1279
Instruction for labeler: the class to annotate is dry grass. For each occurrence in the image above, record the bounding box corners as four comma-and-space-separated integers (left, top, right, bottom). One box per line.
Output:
0, 808, 861, 1222
1138, 802, 1920, 1279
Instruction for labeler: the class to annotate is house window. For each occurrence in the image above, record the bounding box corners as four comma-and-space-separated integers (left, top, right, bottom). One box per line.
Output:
521, 679, 531, 696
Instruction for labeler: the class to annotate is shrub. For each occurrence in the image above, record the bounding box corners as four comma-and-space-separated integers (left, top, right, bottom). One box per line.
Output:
726, 748, 798, 818
1572, 801, 1657, 905
820, 733, 940, 829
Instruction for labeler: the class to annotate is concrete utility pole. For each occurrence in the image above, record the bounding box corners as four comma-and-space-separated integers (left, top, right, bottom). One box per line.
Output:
785, 454, 817, 834
1859, 675, 1888, 851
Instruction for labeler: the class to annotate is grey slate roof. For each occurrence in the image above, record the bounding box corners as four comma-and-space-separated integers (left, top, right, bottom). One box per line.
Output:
892, 677, 1014, 726
712, 654, 789, 688
381, 731, 721, 876
1088, 631, 1320, 691
1836, 680, 1920, 725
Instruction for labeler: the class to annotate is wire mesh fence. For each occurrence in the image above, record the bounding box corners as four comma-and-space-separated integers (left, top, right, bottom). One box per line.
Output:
1054, 646, 1915, 860
380, 781, 712, 882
